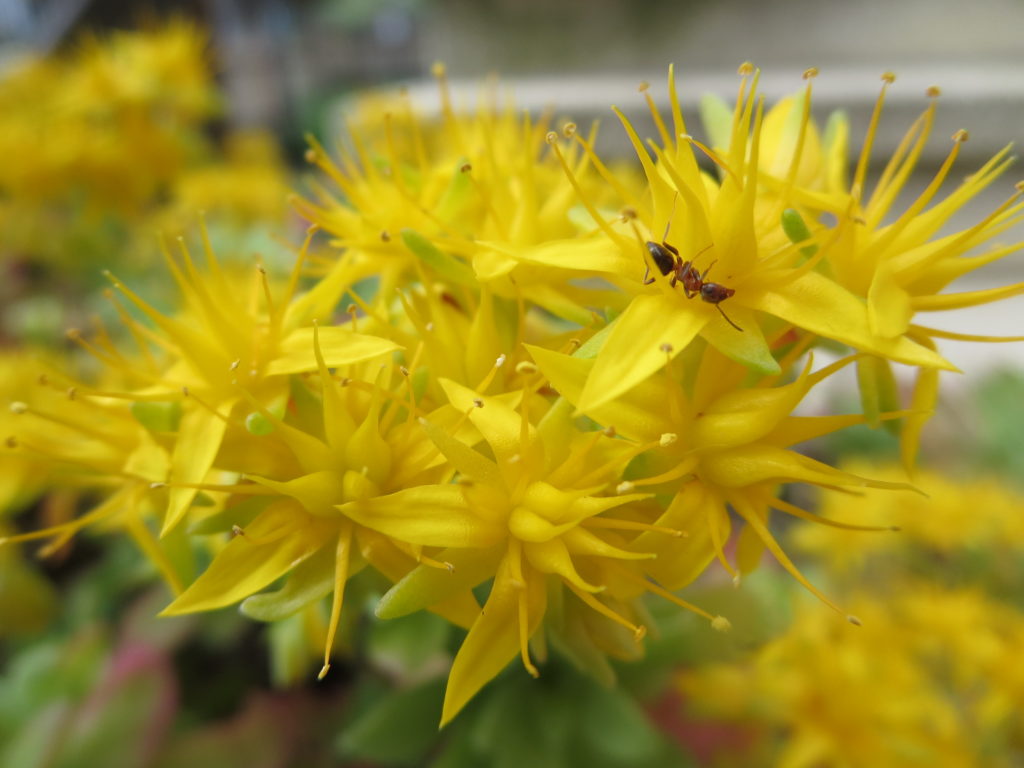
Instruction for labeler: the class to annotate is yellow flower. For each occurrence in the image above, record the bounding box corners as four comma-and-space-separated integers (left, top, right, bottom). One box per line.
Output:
538, 65, 952, 413
529, 343, 911, 612
160, 324, 477, 678
295, 65, 640, 325
681, 584, 1024, 767
792, 461, 1024, 572
339, 373, 727, 725
761, 75, 1024, 465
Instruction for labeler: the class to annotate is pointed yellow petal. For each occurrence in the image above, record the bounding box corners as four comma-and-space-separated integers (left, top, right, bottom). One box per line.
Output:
245, 470, 346, 515
266, 327, 400, 376
579, 295, 708, 412
339, 485, 502, 548
478, 237, 633, 276
441, 556, 545, 726
419, 416, 501, 485
526, 345, 673, 442
164, 404, 230, 535
867, 264, 912, 338
632, 484, 729, 589
439, 378, 537, 467
376, 545, 501, 620
699, 305, 780, 375
755, 271, 955, 370
910, 280, 1024, 311
693, 358, 813, 449
161, 506, 326, 615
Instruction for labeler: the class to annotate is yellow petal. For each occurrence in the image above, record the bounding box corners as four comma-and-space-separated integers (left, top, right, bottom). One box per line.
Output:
439, 378, 538, 467
266, 327, 400, 376
419, 416, 501, 486
161, 504, 327, 615
693, 358, 813, 449
632, 484, 729, 589
526, 345, 673, 442
579, 294, 708, 412
478, 237, 633, 276
441, 556, 545, 726
376, 545, 501, 620
755, 271, 955, 370
163, 403, 230, 535
338, 484, 502, 548
699, 304, 781, 375
867, 264, 912, 338
245, 470, 346, 515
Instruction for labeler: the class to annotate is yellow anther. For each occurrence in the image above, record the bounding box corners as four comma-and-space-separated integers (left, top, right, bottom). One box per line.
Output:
460, 162, 472, 173
952, 129, 969, 143
802, 67, 819, 80
515, 361, 537, 375
562, 122, 577, 138
545, 131, 559, 145
620, 207, 638, 221
380, 230, 391, 242
711, 616, 732, 632
847, 614, 863, 626
737, 61, 754, 75
431, 61, 446, 78
472, 398, 485, 409
637, 81, 650, 92
304, 148, 317, 163
926, 85, 941, 98
881, 71, 896, 83
399, 366, 410, 377
659, 433, 678, 447
495, 354, 507, 367
9, 402, 27, 415
659, 343, 673, 354
616, 480, 635, 494
602, 425, 616, 438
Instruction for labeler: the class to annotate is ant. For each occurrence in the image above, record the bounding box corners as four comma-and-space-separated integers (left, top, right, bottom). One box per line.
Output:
639, 204, 743, 332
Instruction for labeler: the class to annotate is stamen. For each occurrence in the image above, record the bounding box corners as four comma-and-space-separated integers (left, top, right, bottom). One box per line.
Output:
678, 134, 740, 184
852, 73, 896, 202
639, 80, 672, 148
585, 517, 686, 537
565, 581, 646, 642
545, 132, 631, 250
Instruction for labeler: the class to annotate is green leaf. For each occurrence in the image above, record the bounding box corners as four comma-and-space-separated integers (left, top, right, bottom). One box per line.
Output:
577, 683, 663, 766
338, 679, 445, 766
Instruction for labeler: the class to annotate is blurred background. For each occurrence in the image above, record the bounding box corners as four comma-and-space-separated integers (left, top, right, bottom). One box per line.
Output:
2, 2, 1024, 766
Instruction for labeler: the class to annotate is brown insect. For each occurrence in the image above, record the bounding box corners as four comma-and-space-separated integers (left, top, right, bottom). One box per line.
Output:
642, 222, 743, 332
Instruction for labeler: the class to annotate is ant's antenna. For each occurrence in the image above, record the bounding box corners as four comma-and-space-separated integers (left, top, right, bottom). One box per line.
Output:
661, 191, 679, 242
716, 304, 743, 332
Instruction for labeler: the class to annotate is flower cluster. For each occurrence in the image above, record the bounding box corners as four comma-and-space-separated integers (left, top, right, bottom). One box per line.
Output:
5, 62, 1023, 726
0, 21, 289, 281
679, 465, 1024, 766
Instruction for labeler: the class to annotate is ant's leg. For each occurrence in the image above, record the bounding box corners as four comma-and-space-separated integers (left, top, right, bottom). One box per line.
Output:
716, 303, 743, 332
643, 264, 655, 285
699, 260, 718, 282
